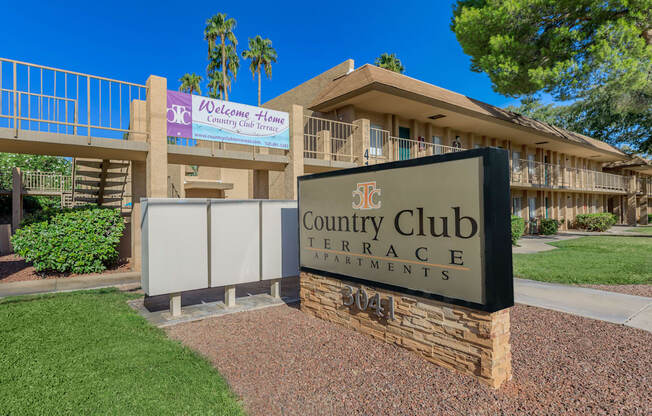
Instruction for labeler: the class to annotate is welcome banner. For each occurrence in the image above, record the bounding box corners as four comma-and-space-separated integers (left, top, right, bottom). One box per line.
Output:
166, 91, 290, 150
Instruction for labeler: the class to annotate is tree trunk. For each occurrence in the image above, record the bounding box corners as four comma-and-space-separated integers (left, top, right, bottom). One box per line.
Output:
221, 34, 228, 101
257, 64, 262, 106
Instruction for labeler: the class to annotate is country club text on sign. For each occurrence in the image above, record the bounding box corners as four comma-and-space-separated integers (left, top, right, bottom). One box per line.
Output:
167, 91, 290, 150
298, 148, 513, 312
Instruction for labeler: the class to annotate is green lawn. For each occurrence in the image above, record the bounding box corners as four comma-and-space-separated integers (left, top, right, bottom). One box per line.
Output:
626, 226, 652, 235
513, 236, 652, 285
0, 289, 244, 415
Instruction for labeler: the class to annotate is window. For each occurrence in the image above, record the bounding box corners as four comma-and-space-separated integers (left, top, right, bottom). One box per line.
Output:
512, 151, 521, 172
432, 136, 442, 155
527, 154, 536, 179
369, 125, 383, 156
528, 197, 537, 221
512, 197, 522, 217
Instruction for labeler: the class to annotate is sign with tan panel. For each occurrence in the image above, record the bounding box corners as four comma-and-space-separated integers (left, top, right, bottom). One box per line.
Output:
298, 147, 513, 312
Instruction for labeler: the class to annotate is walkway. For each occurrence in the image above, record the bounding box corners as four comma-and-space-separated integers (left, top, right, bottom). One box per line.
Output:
515, 278, 652, 332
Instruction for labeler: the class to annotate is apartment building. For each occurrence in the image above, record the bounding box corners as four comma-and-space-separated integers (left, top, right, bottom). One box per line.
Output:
264, 60, 651, 229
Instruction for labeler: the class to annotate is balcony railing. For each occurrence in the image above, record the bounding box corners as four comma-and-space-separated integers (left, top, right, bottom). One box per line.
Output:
366, 130, 464, 164
22, 171, 72, 193
510, 159, 627, 192
0, 57, 147, 140
637, 177, 652, 196
303, 116, 356, 162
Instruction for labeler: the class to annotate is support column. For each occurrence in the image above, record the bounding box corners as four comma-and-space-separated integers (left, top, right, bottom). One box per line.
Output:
626, 175, 638, 226
128, 100, 147, 272
11, 167, 22, 232
640, 196, 649, 225
253, 170, 269, 199
410, 119, 418, 157
146, 75, 168, 199
353, 118, 370, 166
169, 293, 181, 317
270, 279, 281, 299
426, 124, 434, 156
317, 130, 330, 161
284, 104, 304, 200
225, 285, 236, 307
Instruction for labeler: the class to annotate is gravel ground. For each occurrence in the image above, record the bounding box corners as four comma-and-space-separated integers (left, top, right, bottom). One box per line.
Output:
577, 284, 652, 298
0, 254, 131, 283
166, 303, 652, 415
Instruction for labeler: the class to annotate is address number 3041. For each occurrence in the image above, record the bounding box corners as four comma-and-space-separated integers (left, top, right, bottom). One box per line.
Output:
342, 285, 395, 320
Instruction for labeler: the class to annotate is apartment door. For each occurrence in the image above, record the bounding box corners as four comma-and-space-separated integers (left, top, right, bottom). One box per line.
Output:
398, 127, 411, 160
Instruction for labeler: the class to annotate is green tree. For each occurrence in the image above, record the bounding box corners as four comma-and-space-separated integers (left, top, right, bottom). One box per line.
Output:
207, 44, 239, 100
241, 35, 278, 106
204, 13, 238, 101
207, 71, 225, 100
0, 154, 71, 215
178, 73, 202, 95
451, 0, 652, 152
374, 53, 405, 73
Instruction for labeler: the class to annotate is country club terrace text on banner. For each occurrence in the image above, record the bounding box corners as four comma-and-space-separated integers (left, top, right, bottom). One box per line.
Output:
166, 90, 290, 150
298, 148, 514, 312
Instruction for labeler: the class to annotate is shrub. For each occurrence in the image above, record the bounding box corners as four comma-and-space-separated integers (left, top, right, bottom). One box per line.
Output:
575, 213, 617, 232
539, 218, 560, 235
648, 213, 652, 223
511, 216, 525, 245
11, 207, 124, 274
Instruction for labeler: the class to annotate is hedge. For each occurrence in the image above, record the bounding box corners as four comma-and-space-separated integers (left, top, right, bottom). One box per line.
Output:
575, 213, 617, 232
539, 218, 560, 235
511, 216, 525, 245
11, 206, 124, 274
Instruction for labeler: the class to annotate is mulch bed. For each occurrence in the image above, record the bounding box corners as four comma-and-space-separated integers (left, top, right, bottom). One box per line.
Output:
0, 254, 131, 283
166, 303, 651, 416
577, 284, 652, 298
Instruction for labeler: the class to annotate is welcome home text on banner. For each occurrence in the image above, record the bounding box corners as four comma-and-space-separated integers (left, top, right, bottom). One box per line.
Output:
166, 90, 290, 150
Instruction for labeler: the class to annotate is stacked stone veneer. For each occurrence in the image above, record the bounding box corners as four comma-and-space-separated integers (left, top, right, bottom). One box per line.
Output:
300, 271, 512, 388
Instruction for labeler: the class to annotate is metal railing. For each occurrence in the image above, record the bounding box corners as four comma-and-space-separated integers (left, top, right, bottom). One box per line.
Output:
22, 171, 72, 193
388, 136, 464, 162
303, 115, 356, 162
510, 159, 627, 192
637, 177, 652, 196
0, 57, 147, 140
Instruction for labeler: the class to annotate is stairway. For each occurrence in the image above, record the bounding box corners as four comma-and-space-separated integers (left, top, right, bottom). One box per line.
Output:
68, 158, 130, 211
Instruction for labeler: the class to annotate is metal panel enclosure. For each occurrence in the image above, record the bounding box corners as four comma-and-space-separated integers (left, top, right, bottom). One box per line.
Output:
261, 201, 299, 280
141, 199, 208, 296
210, 201, 260, 286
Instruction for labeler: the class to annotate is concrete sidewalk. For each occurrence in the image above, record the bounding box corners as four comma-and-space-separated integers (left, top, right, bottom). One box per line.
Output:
514, 278, 652, 332
0, 271, 140, 298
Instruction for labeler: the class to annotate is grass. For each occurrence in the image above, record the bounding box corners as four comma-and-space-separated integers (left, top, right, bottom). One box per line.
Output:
513, 236, 652, 285
625, 226, 652, 235
0, 289, 244, 416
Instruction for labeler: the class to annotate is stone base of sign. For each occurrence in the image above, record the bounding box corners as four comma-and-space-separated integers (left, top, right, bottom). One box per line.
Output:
300, 271, 512, 388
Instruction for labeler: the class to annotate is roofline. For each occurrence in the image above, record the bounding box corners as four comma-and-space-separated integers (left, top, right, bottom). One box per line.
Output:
310, 80, 626, 159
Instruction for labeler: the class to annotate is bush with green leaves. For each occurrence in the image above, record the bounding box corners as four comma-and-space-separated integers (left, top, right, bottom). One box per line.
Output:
648, 213, 652, 223
575, 213, 617, 232
511, 216, 525, 245
11, 207, 124, 274
539, 218, 560, 235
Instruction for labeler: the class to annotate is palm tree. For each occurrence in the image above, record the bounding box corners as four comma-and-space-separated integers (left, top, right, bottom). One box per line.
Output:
178, 73, 202, 95
204, 13, 237, 101
208, 72, 225, 100
375, 53, 404, 73
242, 35, 278, 106
208, 44, 239, 100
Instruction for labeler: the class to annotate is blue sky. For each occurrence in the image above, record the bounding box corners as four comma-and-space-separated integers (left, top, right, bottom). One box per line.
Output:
1, 0, 523, 109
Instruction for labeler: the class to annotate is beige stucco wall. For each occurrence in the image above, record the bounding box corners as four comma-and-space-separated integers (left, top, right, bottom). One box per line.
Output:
263, 60, 355, 115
